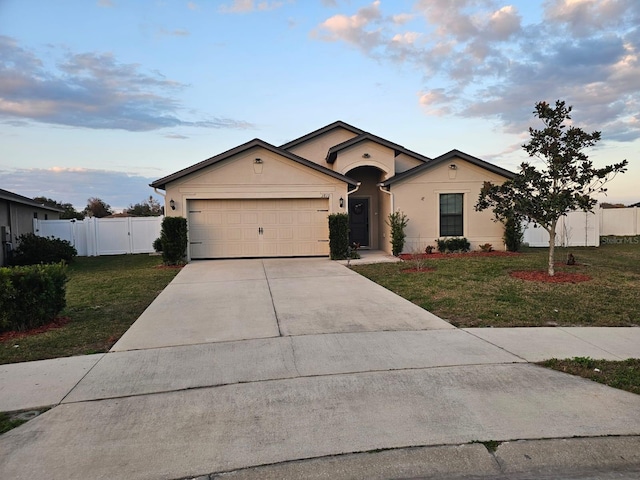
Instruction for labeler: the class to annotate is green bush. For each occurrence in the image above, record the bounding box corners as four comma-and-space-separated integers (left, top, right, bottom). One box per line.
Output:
0, 263, 68, 332
436, 237, 471, 253
11, 233, 77, 265
503, 216, 523, 252
328, 213, 349, 260
387, 211, 409, 256
161, 216, 188, 265
152, 237, 163, 252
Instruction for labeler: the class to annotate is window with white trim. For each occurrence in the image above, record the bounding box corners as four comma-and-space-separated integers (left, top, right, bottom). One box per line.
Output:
440, 193, 463, 236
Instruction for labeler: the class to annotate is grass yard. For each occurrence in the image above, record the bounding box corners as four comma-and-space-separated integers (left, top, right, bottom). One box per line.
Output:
540, 357, 640, 395
352, 244, 640, 328
0, 255, 180, 365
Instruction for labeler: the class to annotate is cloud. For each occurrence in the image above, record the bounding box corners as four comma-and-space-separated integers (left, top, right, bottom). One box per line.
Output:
219, 0, 284, 14
0, 36, 254, 132
312, 1, 383, 54
164, 133, 189, 139
1, 167, 163, 211
313, 1, 640, 142
187, 2, 199, 10
97, 0, 114, 7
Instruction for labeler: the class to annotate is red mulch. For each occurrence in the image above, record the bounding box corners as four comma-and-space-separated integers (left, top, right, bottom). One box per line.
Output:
401, 267, 436, 273
399, 251, 520, 260
0, 317, 71, 342
509, 271, 592, 283
154, 264, 185, 269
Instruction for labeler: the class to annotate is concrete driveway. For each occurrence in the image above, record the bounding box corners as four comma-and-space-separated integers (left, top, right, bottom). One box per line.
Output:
111, 258, 453, 351
2, 257, 640, 480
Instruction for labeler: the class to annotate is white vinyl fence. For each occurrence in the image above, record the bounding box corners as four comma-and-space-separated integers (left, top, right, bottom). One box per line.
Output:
523, 207, 640, 247
33, 216, 162, 256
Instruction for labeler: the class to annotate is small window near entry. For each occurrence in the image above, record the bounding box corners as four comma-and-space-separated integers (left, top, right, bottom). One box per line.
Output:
440, 193, 463, 237
45, 214, 48, 220
33, 212, 38, 219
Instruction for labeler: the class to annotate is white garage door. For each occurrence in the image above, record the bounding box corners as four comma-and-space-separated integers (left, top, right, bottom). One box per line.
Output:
188, 199, 330, 258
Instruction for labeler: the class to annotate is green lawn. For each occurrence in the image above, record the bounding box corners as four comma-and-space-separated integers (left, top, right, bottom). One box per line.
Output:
352, 244, 640, 328
541, 357, 640, 395
0, 255, 180, 365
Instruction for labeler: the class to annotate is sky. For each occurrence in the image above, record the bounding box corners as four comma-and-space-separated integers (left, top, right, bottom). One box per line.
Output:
1, 0, 638, 211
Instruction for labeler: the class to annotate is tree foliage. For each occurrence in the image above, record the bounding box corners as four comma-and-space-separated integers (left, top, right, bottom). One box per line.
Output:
126, 196, 163, 217
83, 197, 113, 218
33, 196, 85, 220
476, 100, 627, 275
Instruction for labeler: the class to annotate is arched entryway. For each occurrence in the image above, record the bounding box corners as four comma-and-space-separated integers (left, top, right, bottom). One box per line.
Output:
345, 166, 387, 249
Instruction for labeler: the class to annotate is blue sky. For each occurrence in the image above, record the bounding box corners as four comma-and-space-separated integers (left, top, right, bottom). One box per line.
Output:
1, 0, 638, 210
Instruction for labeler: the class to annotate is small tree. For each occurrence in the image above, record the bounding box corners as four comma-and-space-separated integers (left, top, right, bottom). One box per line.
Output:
84, 197, 113, 218
387, 211, 408, 256
476, 100, 627, 275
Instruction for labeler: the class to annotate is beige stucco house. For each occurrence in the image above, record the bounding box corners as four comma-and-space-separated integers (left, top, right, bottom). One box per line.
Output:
150, 121, 514, 260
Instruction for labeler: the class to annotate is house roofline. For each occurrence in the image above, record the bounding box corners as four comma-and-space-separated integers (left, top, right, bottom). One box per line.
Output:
381, 149, 515, 186
0, 188, 65, 212
150, 138, 359, 190
279, 120, 365, 150
325, 132, 431, 165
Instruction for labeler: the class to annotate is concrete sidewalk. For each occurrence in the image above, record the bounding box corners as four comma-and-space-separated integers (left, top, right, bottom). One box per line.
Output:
1, 257, 639, 480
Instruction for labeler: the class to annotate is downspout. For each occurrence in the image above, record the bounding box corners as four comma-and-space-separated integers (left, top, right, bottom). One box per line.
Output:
346, 182, 362, 198
378, 183, 394, 213
153, 187, 167, 216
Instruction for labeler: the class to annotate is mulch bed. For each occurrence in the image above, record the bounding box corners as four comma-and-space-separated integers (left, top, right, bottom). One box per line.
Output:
509, 270, 592, 283
0, 317, 71, 342
399, 251, 520, 260
154, 264, 185, 269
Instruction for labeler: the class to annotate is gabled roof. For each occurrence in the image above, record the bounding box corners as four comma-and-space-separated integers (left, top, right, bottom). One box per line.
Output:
325, 132, 432, 164
380, 149, 515, 186
0, 188, 64, 212
280, 120, 365, 150
150, 138, 359, 190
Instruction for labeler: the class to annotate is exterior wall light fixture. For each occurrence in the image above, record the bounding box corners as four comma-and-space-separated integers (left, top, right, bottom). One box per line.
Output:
339, 197, 344, 208
254, 158, 263, 164
169, 199, 176, 210
362, 153, 371, 158
449, 164, 457, 170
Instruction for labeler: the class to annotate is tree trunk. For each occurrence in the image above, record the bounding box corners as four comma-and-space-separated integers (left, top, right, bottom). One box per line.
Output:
547, 220, 557, 276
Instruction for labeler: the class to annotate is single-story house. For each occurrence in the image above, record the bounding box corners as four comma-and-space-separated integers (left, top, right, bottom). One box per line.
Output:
0, 188, 64, 266
150, 121, 514, 260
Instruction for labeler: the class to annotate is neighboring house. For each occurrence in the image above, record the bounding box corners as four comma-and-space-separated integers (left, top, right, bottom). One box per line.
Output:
0, 188, 64, 266
151, 121, 514, 260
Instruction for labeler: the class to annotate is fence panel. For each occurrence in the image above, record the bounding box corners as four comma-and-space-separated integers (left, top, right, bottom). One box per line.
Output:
523, 210, 600, 247
34, 216, 163, 256
600, 207, 638, 236
130, 217, 162, 253
95, 218, 131, 255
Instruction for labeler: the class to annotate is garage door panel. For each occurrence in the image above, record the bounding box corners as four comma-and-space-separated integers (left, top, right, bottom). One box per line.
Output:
188, 198, 329, 258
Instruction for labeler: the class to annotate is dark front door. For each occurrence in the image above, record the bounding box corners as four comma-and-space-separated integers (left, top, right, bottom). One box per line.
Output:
348, 197, 369, 247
